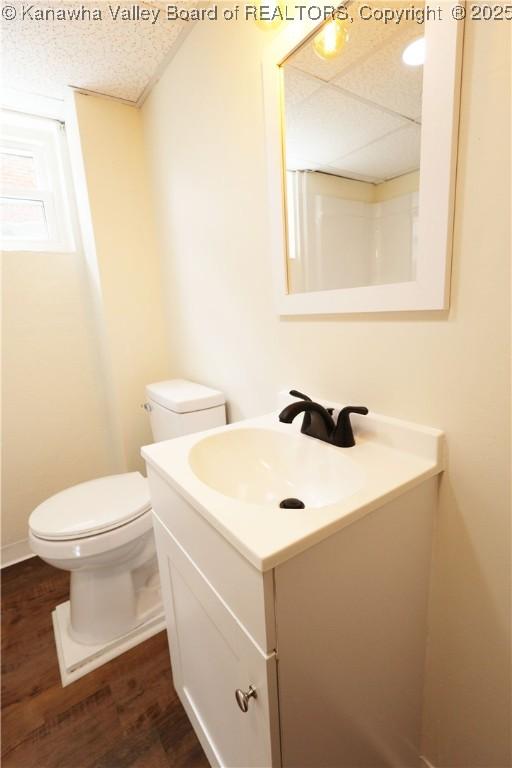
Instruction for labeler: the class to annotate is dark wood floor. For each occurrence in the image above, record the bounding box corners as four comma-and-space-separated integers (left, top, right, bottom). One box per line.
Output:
1, 557, 209, 768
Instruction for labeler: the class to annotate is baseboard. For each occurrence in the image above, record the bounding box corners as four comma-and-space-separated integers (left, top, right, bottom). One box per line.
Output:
52, 601, 166, 686
420, 757, 437, 768
1, 539, 35, 568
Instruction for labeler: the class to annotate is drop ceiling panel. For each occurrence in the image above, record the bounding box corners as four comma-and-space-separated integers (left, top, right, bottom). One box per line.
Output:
289, 4, 398, 84
283, 68, 323, 108
332, 123, 421, 182
333, 26, 423, 120
285, 83, 407, 169
1, 1, 188, 103
282, 1, 424, 181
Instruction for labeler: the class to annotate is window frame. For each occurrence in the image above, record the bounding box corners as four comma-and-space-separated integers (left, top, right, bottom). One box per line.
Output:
1, 111, 75, 253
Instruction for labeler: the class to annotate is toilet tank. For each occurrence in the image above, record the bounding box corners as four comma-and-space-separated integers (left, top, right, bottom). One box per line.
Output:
145, 379, 226, 443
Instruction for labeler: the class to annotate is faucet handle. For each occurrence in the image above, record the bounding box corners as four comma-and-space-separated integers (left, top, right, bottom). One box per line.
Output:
290, 391, 333, 415
335, 406, 369, 448
289, 389, 312, 401
341, 406, 368, 417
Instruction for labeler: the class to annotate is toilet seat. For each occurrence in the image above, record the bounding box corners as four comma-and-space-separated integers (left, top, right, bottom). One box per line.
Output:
29, 508, 154, 562
29, 472, 151, 541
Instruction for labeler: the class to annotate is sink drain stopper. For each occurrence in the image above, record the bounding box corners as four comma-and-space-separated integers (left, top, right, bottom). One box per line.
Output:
279, 498, 305, 509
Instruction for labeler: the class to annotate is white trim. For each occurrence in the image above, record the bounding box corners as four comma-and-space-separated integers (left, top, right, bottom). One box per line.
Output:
1, 87, 65, 121
420, 757, 438, 768
1, 111, 76, 252
70, 87, 137, 107
262, 7, 464, 314
52, 601, 166, 686
1, 539, 35, 568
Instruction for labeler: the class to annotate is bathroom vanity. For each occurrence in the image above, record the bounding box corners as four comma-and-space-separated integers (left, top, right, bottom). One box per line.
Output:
142, 398, 444, 767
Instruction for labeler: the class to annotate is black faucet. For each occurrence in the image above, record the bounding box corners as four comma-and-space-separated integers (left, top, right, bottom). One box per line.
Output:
279, 391, 368, 448
279, 399, 335, 442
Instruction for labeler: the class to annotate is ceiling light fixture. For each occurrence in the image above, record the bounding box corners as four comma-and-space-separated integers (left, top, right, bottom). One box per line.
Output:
312, 19, 349, 61
402, 37, 426, 66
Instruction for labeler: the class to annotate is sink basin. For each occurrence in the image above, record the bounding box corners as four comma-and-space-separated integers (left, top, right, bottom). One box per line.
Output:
188, 428, 365, 508
142, 406, 444, 570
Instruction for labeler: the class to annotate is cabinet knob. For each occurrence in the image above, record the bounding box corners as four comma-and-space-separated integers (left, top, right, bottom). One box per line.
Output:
235, 685, 257, 712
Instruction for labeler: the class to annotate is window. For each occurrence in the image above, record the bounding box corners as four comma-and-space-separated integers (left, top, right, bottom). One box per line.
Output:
0, 111, 74, 252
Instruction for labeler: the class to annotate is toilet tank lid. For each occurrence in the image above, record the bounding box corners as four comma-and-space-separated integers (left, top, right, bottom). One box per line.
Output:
145, 379, 225, 414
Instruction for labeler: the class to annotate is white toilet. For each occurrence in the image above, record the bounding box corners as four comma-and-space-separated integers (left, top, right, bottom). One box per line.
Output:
28, 379, 225, 683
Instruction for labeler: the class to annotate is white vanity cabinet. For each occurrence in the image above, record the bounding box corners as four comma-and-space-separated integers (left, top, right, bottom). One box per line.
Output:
149, 471, 280, 768
147, 463, 438, 768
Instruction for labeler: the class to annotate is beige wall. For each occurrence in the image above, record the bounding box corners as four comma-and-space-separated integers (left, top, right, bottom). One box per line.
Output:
304, 170, 375, 202
72, 92, 170, 472
302, 168, 419, 203
374, 169, 419, 202
1, 93, 170, 554
2, 248, 114, 547
142, 17, 511, 768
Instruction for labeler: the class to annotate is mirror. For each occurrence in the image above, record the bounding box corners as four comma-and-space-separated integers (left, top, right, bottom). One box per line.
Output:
281, 3, 424, 294
263, 2, 463, 314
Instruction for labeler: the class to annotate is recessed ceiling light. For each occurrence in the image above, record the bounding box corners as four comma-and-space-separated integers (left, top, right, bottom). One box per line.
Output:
402, 37, 426, 66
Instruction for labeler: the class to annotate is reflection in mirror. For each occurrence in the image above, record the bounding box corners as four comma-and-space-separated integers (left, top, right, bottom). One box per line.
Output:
281, 2, 425, 294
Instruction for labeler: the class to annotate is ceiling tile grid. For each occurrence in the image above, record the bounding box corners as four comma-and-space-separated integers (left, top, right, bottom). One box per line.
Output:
289, 2, 399, 84
283, 1, 425, 182
333, 24, 423, 121
283, 67, 323, 108
332, 123, 422, 182
285, 81, 408, 171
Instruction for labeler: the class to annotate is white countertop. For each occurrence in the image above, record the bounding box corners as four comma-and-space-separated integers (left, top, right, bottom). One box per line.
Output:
142, 410, 445, 571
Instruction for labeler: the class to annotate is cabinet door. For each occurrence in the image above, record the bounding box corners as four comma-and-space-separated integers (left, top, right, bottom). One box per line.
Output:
154, 515, 280, 768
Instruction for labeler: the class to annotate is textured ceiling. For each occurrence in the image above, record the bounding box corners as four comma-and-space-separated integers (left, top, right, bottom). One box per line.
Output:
1, 0, 189, 103
283, 1, 424, 183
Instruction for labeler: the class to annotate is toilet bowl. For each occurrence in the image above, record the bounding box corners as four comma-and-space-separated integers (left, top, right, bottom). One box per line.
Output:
28, 379, 226, 683
29, 472, 160, 645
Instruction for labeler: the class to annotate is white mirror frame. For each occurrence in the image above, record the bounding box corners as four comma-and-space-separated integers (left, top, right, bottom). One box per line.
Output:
262, 7, 464, 315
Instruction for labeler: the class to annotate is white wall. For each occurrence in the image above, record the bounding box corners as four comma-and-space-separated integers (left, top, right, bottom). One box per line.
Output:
142, 16, 510, 766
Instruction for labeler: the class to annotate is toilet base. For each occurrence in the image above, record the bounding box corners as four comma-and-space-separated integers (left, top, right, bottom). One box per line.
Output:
52, 600, 166, 687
